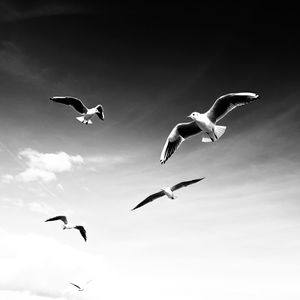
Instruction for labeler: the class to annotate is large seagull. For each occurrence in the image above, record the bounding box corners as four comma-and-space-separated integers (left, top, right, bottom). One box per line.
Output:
160, 92, 259, 164
50, 96, 104, 125
45, 215, 87, 242
132, 178, 205, 210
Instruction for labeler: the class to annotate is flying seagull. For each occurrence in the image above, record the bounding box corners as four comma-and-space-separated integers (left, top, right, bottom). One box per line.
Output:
49, 96, 104, 125
45, 216, 87, 242
160, 92, 259, 164
69, 280, 92, 292
132, 178, 205, 210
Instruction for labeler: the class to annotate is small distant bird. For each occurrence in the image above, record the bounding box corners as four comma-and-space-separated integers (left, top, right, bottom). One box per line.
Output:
132, 178, 204, 210
45, 215, 87, 242
49, 96, 104, 125
69, 280, 92, 292
160, 92, 259, 164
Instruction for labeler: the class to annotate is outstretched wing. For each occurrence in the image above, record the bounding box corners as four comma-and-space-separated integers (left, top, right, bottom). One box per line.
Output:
206, 92, 259, 123
160, 122, 202, 164
96, 104, 104, 121
50, 96, 88, 114
131, 191, 165, 211
171, 177, 205, 191
75, 226, 87, 241
70, 283, 81, 290
45, 215, 68, 224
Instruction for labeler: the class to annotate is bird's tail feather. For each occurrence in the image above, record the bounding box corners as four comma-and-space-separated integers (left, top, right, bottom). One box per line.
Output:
76, 116, 92, 124
202, 134, 213, 143
214, 125, 226, 139
201, 126, 226, 143
76, 116, 85, 123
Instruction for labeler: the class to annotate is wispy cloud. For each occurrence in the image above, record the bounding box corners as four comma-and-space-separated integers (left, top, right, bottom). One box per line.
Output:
0, 1, 89, 23
56, 183, 64, 191
84, 154, 130, 170
0, 41, 45, 85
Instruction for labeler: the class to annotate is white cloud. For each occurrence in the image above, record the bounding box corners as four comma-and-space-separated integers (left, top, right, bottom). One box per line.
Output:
5, 148, 84, 183
85, 155, 126, 164
16, 168, 57, 183
84, 154, 129, 169
56, 184, 64, 191
82, 186, 90, 192
18, 148, 83, 173
1, 174, 14, 183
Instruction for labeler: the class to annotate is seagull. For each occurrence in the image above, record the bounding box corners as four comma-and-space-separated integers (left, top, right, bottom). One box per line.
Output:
131, 178, 204, 210
49, 96, 104, 125
160, 92, 259, 164
45, 216, 87, 242
70, 283, 84, 292
69, 280, 92, 292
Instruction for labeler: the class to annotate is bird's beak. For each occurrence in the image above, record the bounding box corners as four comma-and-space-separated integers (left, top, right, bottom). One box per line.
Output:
187, 114, 192, 119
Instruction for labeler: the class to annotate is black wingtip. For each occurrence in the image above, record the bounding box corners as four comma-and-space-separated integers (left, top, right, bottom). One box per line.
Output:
195, 177, 205, 183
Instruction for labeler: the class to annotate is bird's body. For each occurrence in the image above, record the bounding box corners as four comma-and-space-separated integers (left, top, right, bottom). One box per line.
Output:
161, 187, 175, 199
160, 92, 259, 163
50, 96, 104, 125
62, 224, 74, 230
193, 113, 216, 141
132, 178, 204, 210
45, 216, 87, 242
76, 106, 102, 124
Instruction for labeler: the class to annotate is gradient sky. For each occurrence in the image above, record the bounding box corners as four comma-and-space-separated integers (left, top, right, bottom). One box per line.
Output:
0, 1, 300, 300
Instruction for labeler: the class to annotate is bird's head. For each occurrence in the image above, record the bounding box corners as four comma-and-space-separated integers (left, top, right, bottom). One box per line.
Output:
187, 112, 199, 120
62, 224, 67, 230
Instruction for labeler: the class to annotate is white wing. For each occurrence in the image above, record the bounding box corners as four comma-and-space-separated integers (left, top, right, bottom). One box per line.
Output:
160, 122, 202, 164
206, 92, 259, 123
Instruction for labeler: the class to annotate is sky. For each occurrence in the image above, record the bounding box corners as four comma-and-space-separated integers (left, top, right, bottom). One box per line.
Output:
0, 1, 300, 299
